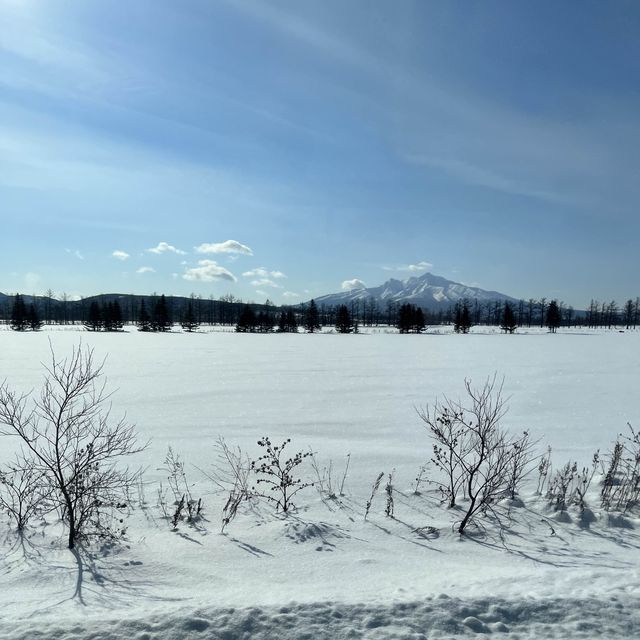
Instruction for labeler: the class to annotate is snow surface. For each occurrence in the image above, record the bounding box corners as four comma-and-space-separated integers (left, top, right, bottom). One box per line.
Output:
1, 326, 639, 638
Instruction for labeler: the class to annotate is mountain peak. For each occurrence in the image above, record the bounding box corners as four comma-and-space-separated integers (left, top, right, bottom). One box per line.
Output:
314, 272, 516, 310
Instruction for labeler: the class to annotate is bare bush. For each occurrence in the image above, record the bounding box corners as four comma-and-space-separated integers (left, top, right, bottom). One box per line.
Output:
310, 451, 351, 500
0, 456, 48, 530
251, 436, 313, 513
418, 377, 535, 534
160, 447, 202, 528
600, 424, 640, 513
200, 437, 253, 532
364, 471, 384, 520
0, 346, 144, 549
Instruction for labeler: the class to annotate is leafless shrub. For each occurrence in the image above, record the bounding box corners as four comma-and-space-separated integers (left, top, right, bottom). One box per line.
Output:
251, 436, 313, 513
601, 424, 640, 513
536, 447, 552, 495
0, 456, 48, 530
0, 345, 144, 549
411, 463, 429, 495
546, 452, 599, 513
160, 447, 202, 528
385, 471, 395, 518
364, 471, 384, 520
310, 451, 351, 500
199, 437, 253, 533
418, 376, 534, 534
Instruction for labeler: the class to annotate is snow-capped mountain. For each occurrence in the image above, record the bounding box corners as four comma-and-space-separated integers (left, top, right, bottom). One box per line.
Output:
313, 272, 517, 310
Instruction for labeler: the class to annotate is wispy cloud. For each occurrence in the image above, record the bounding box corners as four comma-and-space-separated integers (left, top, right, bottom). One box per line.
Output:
195, 240, 253, 256
242, 267, 286, 279
183, 260, 236, 282
65, 248, 84, 260
147, 242, 187, 255
282, 291, 299, 299
383, 261, 433, 273
342, 278, 366, 291
250, 278, 281, 289
136, 266, 155, 274
112, 250, 130, 261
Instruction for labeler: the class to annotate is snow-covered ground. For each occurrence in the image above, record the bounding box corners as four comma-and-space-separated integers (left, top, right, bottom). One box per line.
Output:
1, 327, 639, 638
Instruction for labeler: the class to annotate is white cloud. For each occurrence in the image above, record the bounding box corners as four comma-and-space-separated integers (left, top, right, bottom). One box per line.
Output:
65, 248, 84, 260
383, 261, 433, 273
250, 278, 282, 289
243, 267, 287, 279
136, 266, 155, 274
147, 242, 187, 255
195, 240, 253, 256
282, 291, 299, 298
341, 278, 366, 291
183, 260, 236, 283
112, 250, 130, 261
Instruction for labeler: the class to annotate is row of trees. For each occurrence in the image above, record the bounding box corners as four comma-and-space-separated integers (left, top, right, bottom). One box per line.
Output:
4, 291, 640, 333
235, 301, 323, 333
9, 294, 42, 331
454, 300, 563, 334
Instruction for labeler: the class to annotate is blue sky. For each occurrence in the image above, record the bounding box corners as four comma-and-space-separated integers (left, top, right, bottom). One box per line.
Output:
1, 0, 639, 306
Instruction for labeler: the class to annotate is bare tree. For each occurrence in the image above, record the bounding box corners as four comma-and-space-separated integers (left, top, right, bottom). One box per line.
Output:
0, 345, 145, 549
418, 377, 533, 534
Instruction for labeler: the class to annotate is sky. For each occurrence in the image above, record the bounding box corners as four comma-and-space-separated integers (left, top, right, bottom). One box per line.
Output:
1, 0, 639, 307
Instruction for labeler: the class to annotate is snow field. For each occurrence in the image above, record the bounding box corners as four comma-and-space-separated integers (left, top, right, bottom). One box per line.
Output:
0, 327, 639, 638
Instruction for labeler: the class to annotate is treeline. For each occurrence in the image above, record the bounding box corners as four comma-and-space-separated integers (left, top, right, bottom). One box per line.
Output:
1, 291, 639, 332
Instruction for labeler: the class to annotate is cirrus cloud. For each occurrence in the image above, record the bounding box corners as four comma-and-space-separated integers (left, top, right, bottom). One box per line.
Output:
136, 266, 155, 274
195, 240, 253, 256
341, 278, 366, 291
112, 250, 130, 261
183, 260, 236, 282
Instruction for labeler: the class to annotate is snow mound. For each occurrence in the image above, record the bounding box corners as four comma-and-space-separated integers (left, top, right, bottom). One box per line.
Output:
5, 596, 638, 639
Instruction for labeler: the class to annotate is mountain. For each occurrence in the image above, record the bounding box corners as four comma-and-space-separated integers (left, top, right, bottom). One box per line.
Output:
312, 272, 517, 311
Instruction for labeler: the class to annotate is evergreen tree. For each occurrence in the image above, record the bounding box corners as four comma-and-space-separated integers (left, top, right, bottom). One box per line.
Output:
335, 305, 354, 334
236, 305, 256, 332
110, 300, 124, 331
27, 303, 43, 331
304, 300, 322, 333
277, 310, 287, 333
10, 294, 28, 331
500, 302, 517, 334
85, 301, 103, 332
546, 299, 562, 333
454, 300, 472, 334
257, 310, 274, 333
181, 301, 199, 332
285, 309, 298, 333
137, 300, 152, 332
397, 303, 413, 334
414, 307, 426, 333
152, 294, 172, 332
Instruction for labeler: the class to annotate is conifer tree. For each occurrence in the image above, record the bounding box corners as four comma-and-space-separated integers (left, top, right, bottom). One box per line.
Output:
10, 294, 28, 331
137, 300, 152, 332
236, 305, 256, 332
500, 302, 517, 334
181, 301, 199, 332
285, 309, 298, 333
546, 299, 562, 333
304, 300, 321, 333
85, 301, 103, 332
335, 305, 354, 334
27, 303, 43, 331
152, 294, 172, 332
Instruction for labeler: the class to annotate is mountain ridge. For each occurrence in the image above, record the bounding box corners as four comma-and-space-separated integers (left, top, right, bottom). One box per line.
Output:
312, 272, 517, 310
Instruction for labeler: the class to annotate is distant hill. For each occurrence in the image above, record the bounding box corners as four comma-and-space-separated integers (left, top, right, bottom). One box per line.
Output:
313, 272, 517, 311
